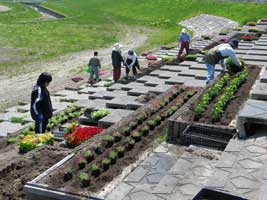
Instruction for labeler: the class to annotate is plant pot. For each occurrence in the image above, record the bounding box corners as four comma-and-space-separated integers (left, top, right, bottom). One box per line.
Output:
85, 155, 94, 163
126, 143, 134, 151
63, 172, 72, 182
133, 135, 141, 143
78, 162, 86, 170
105, 141, 114, 148
103, 163, 110, 171
95, 146, 104, 155
92, 169, 100, 177
81, 179, 90, 187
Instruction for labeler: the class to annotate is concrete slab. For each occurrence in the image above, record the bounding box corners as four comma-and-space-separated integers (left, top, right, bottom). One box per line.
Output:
160, 65, 188, 72
78, 86, 107, 94
106, 96, 142, 110
247, 50, 267, 56
184, 79, 206, 87
127, 85, 155, 96
76, 99, 109, 110
150, 70, 179, 79
89, 90, 127, 100
237, 99, 267, 138
0, 121, 27, 137
250, 81, 267, 100
107, 83, 126, 91
252, 45, 267, 51
148, 84, 173, 94
244, 60, 267, 66
242, 55, 267, 62
165, 76, 195, 85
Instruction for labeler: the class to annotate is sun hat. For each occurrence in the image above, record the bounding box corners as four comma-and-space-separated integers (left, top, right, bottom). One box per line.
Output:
182, 28, 186, 33
114, 43, 122, 49
228, 39, 239, 48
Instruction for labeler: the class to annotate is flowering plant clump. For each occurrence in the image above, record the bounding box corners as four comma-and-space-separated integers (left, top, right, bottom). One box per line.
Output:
195, 74, 230, 118
241, 34, 257, 41
212, 67, 248, 121
19, 132, 54, 153
78, 157, 87, 169
91, 108, 111, 120
64, 125, 104, 147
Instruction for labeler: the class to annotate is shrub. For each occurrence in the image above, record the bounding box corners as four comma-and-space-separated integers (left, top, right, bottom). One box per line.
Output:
63, 167, 73, 182
83, 150, 94, 163
91, 163, 100, 177
140, 126, 149, 136
108, 151, 118, 165
103, 135, 115, 147
186, 92, 194, 99
102, 158, 111, 171
132, 132, 141, 142
121, 127, 131, 136
7, 137, 19, 144
113, 132, 122, 142
79, 172, 91, 187
163, 55, 174, 62
116, 146, 125, 158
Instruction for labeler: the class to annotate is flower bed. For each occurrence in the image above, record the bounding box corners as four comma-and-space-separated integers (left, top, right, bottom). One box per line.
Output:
25, 85, 199, 199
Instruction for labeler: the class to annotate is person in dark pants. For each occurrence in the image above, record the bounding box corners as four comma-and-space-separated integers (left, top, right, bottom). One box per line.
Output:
124, 50, 140, 80
88, 51, 101, 85
30, 72, 53, 134
177, 28, 191, 59
111, 43, 124, 82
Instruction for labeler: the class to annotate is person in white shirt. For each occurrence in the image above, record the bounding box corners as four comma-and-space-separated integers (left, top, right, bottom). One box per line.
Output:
204, 39, 242, 84
124, 50, 140, 80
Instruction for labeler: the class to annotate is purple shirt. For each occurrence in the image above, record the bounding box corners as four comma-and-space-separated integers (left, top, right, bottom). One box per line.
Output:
178, 32, 190, 42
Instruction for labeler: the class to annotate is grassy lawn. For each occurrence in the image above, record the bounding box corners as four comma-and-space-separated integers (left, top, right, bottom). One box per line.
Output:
0, 0, 267, 74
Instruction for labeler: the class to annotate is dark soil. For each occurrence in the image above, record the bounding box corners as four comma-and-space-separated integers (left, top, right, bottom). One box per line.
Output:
39, 88, 197, 197
195, 65, 260, 125
0, 146, 69, 200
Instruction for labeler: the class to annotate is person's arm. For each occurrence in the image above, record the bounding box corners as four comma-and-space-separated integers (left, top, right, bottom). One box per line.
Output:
220, 59, 226, 71
88, 58, 92, 66
32, 87, 44, 121
129, 55, 137, 68
228, 50, 241, 66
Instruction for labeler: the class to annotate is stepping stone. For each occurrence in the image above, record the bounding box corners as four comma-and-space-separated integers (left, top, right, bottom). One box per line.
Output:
250, 81, 267, 100
235, 49, 249, 54
76, 99, 109, 110
255, 41, 267, 46
247, 50, 267, 56
0, 111, 30, 121
0, 121, 27, 137
98, 109, 134, 128
189, 63, 223, 72
150, 70, 179, 79
127, 85, 155, 96
106, 96, 142, 110
239, 41, 255, 47
165, 76, 195, 85
78, 86, 107, 94
179, 61, 198, 66
54, 90, 78, 97
89, 90, 127, 100
252, 45, 267, 50
121, 82, 149, 91
136, 76, 166, 86
148, 84, 173, 94
242, 55, 267, 62
183, 79, 206, 87
244, 60, 267, 66
259, 69, 267, 83
237, 99, 267, 138
51, 102, 71, 114
160, 65, 189, 72
107, 83, 126, 91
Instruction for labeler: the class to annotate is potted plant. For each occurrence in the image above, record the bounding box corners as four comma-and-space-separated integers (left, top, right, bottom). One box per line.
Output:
78, 157, 87, 170
147, 120, 156, 130
94, 143, 104, 154
126, 138, 135, 150
79, 172, 91, 187
83, 150, 94, 163
63, 167, 73, 182
121, 127, 131, 136
103, 135, 115, 147
140, 126, 149, 137
129, 121, 138, 130
108, 151, 118, 165
113, 132, 122, 142
102, 158, 111, 171
132, 132, 141, 142
116, 146, 125, 158
91, 163, 101, 177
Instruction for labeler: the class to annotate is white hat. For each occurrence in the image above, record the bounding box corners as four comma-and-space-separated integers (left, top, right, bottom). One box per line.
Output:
114, 43, 122, 49
182, 28, 186, 33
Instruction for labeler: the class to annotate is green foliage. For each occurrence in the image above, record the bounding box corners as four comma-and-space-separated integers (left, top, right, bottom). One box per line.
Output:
246, 21, 256, 26
113, 132, 122, 142
185, 54, 197, 61
104, 81, 113, 87
91, 108, 111, 120
7, 137, 19, 144
121, 127, 131, 136
248, 27, 259, 32
79, 172, 89, 181
140, 126, 149, 136
11, 117, 24, 124
163, 56, 174, 62
147, 120, 156, 130
102, 158, 111, 165
131, 131, 141, 142
129, 121, 138, 130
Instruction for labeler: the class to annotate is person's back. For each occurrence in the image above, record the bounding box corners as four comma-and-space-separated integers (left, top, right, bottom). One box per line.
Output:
88, 52, 101, 84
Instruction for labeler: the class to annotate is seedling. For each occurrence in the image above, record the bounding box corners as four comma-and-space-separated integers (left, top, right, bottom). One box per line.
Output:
108, 151, 118, 165
137, 114, 146, 124
116, 146, 125, 158
113, 132, 122, 142
126, 138, 135, 150
131, 132, 141, 142
91, 163, 100, 177
129, 121, 138, 130
78, 157, 87, 170
147, 120, 156, 130
140, 126, 149, 136
103, 135, 115, 147
79, 172, 91, 187
154, 116, 162, 126
94, 143, 104, 154
121, 127, 131, 136
63, 167, 73, 182
102, 158, 111, 171
83, 150, 94, 163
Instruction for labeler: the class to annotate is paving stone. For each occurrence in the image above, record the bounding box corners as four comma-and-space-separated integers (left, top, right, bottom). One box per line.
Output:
78, 86, 107, 94
160, 65, 189, 72
51, 102, 71, 114
242, 54, 267, 62
54, 90, 78, 97
247, 50, 267, 56
106, 182, 134, 200
128, 85, 155, 96
152, 174, 180, 194
183, 79, 206, 87
106, 95, 142, 110
0, 111, 30, 121
89, 90, 127, 100
98, 109, 134, 128
125, 166, 149, 183
150, 70, 179, 79
127, 190, 163, 200
120, 82, 147, 91
252, 45, 267, 50
0, 121, 26, 137
179, 61, 198, 66
148, 84, 173, 94
76, 99, 109, 110
250, 81, 267, 100
165, 76, 195, 85
243, 60, 267, 66
235, 49, 249, 54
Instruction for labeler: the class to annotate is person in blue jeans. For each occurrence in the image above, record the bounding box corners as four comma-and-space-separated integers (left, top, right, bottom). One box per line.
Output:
88, 51, 101, 85
204, 39, 241, 84
30, 73, 53, 134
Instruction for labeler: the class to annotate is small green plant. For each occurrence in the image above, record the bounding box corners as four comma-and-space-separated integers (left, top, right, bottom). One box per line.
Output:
91, 163, 101, 177
113, 132, 122, 142
163, 55, 174, 62
91, 108, 111, 120
246, 21, 256, 26
126, 138, 135, 150
83, 150, 94, 163
94, 143, 103, 154
147, 120, 156, 130
102, 158, 111, 171
132, 132, 141, 142
7, 137, 19, 144
121, 127, 131, 136
116, 146, 125, 158
154, 116, 162, 126
63, 167, 73, 182
11, 117, 24, 124
248, 27, 259, 32
129, 121, 138, 130
140, 126, 149, 136
103, 135, 115, 147
185, 54, 197, 61
108, 151, 118, 165
79, 172, 91, 187
137, 114, 146, 124
160, 112, 168, 120
78, 157, 87, 169
104, 81, 113, 87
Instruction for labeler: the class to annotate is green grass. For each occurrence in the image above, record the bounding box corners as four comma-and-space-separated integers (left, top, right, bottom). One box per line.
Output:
0, 0, 267, 74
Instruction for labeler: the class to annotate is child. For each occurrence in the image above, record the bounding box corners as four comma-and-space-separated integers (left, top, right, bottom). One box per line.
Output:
88, 51, 101, 85
30, 72, 53, 134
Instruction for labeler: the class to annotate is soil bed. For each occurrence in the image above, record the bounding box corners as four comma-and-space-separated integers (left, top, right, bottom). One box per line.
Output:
0, 146, 69, 200
193, 65, 260, 125
36, 87, 198, 196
